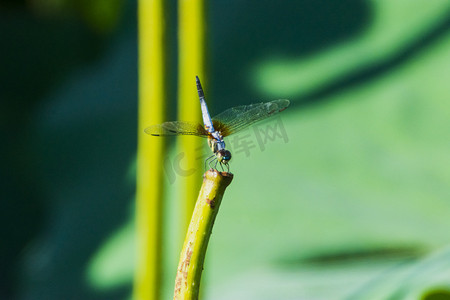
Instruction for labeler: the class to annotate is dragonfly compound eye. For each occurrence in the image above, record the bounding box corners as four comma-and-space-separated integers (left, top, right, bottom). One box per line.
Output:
217, 149, 231, 163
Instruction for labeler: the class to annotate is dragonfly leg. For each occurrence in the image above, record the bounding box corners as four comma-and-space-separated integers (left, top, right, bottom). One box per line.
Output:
213, 159, 219, 170
219, 161, 229, 173
208, 156, 217, 170
204, 154, 215, 171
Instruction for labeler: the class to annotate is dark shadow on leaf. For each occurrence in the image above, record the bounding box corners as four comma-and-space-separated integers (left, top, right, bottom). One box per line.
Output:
297, 15, 450, 108
422, 289, 450, 300
210, 0, 372, 112
277, 245, 425, 269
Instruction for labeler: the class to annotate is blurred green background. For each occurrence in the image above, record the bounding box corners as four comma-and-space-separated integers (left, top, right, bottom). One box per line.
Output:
1, 0, 450, 299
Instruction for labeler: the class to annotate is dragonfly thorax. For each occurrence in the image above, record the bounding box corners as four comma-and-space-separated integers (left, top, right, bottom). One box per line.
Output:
208, 133, 231, 164
208, 132, 225, 152
211, 131, 223, 143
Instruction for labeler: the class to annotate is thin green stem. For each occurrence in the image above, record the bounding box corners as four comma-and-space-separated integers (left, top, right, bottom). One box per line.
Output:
174, 170, 233, 300
135, 0, 166, 299
178, 0, 207, 232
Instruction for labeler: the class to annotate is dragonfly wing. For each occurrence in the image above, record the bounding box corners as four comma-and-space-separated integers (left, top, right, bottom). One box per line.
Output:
144, 121, 209, 137
212, 99, 290, 136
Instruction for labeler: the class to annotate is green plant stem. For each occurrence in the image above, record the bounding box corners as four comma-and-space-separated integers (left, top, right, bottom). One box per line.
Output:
173, 169, 234, 300
135, 0, 166, 299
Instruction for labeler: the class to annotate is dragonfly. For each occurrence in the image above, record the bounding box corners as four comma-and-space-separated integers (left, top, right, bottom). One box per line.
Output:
144, 76, 290, 172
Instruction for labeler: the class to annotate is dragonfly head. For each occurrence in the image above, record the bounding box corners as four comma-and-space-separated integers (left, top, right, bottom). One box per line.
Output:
217, 149, 232, 164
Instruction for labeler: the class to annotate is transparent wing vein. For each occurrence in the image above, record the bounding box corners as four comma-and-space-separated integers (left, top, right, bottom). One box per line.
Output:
212, 99, 290, 136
